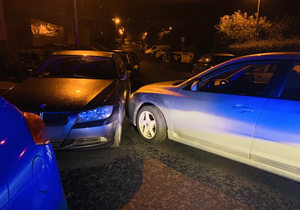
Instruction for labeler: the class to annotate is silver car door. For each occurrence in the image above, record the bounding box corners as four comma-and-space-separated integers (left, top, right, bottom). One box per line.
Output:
251, 63, 300, 174
173, 62, 280, 158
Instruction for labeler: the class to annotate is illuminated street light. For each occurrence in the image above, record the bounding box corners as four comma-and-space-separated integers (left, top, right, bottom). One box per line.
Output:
169, 27, 172, 30
114, 18, 120, 39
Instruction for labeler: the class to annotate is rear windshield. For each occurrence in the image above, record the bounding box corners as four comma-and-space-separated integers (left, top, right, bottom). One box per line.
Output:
34, 55, 116, 79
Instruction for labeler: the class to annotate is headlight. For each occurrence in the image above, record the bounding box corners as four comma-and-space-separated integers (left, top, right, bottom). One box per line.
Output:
77, 106, 113, 122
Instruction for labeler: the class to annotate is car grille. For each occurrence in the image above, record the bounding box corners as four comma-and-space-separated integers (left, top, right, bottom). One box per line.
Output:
42, 112, 70, 126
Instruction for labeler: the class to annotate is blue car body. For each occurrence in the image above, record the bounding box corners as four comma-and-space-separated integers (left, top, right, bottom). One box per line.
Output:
0, 97, 68, 210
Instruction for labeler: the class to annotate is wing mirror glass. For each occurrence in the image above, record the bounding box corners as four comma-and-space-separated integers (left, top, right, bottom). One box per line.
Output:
191, 81, 200, 91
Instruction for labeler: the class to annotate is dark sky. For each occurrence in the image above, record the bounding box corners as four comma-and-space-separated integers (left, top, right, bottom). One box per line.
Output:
100, 0, 300, 53
109, 0, 300, 22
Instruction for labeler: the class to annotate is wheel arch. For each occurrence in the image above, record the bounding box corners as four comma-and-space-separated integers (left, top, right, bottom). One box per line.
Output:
133, 102, 168, 132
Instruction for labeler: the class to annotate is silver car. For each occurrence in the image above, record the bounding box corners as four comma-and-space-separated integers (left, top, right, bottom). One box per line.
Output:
128, 52, 300, 182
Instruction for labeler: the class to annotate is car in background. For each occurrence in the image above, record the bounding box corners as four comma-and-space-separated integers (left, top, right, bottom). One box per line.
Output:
0, 97, 68, 209
109, 50, 140, 76
129, 52, 141, 76
128, 52, 300, 183
192, 53, 235, 76
145, 45, 171, 55
3, 50, 131, 149
155, 48, 170, 60
132, 41, 142, 47
173, 51, 195, 64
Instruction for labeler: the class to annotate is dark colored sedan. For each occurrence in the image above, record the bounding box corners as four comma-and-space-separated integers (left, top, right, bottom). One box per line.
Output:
3, 50, 131, 149
109, 50, 140, 76
0, 97, 68, 209
192, 53, 235, 76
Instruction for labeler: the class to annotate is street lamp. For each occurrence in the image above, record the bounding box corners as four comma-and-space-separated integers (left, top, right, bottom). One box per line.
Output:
115, 18, 120, 39
256, 0, 261, 36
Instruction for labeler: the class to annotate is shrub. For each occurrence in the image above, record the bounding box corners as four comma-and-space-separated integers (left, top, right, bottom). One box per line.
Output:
228, 38, 300, 56
0, 49, 47, 81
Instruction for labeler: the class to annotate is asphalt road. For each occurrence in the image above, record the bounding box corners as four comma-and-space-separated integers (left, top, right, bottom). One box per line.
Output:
55, 45, 300, 210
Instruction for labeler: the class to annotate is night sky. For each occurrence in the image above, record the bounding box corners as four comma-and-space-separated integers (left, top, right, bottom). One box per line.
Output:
100, 0, 300, 53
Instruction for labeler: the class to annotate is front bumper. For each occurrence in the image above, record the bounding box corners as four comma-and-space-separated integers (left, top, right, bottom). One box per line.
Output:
43, 107, 119, 150
54, 120, 117, 150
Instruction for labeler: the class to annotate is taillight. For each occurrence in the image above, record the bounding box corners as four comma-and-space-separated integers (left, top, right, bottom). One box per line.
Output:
23, 112, 50, 145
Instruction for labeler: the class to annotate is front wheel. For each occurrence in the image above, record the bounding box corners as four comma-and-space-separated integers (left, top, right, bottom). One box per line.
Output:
137, 105, 167, 143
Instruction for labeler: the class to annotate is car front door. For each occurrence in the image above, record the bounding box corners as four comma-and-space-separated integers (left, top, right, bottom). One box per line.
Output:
172, 61, 281, 158
251, 62, 300, 175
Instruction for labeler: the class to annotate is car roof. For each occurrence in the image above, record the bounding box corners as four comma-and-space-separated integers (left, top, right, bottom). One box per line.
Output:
52, 50, 115, 58
186, 52, 300, 84
230, 52, 300, 63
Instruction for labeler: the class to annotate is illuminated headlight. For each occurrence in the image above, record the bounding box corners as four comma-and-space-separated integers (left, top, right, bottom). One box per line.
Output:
77, 106, 113, 122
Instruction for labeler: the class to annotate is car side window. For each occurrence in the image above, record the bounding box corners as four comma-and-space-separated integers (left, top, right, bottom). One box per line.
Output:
198, 63, 279, 96
280, 64, 300, 100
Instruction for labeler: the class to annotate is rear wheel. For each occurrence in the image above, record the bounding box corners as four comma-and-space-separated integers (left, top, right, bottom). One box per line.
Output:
137, 105, 167, 143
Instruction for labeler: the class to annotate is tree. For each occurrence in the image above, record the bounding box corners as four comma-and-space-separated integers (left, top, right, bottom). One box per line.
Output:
215, 10, 271, 44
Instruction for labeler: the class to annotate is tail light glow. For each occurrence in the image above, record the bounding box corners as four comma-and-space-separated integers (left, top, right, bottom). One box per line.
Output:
23, 112, 50, 145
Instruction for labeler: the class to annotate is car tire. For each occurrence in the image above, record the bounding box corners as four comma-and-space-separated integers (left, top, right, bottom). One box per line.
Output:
137, 105, 167, 143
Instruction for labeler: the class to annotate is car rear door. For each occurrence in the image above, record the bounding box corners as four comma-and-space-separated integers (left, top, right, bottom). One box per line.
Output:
251, 61, 300, 174
172, 61, 282, 158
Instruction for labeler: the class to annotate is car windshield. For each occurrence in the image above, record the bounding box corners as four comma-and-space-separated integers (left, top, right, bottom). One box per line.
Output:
34, 55, 116, 79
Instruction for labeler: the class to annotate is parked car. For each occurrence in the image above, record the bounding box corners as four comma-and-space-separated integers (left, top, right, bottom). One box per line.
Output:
173, 51, 195, 64
155, 48, 169, 60
129, 52, 141, 76
192, 53, 235, 76
0, 97, 68, 209
162, 48, 177, 63
132, 41, 142, 47
109, 50, 140, 76
128, 52, 300, 183
145, 45, 171, 55
3, 50, 131, 149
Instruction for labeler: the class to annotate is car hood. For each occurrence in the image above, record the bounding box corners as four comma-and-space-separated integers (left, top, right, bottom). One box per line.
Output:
136, 80, 183, 95
2, 78, 116, 112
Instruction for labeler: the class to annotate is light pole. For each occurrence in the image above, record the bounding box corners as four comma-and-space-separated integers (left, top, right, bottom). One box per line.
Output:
256, 0, 261, 36
73, 0, 79, 45
115, 18, 120, 40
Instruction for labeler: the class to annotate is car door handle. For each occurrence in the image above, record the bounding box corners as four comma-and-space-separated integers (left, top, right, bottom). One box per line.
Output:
230, 104, 254, 113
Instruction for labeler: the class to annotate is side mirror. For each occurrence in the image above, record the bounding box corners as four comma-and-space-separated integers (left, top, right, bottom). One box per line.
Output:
191, 81, 200, 91
119, 72, 128, 81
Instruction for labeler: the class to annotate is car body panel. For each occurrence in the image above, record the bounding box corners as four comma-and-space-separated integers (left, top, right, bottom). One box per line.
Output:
173, 90, 267, 158
3, 78, 117, 111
